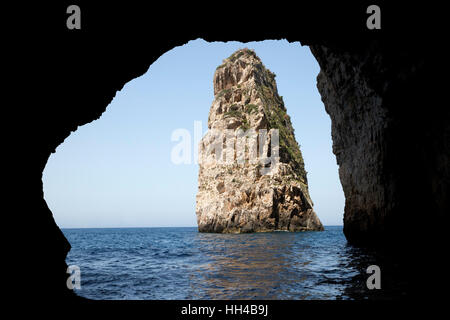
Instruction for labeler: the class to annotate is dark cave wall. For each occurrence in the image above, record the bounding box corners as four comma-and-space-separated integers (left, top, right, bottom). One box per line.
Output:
18, 3, 447, 301
310, 41, 449, 247
32, 38, 447, 300
27, 41, 179, 300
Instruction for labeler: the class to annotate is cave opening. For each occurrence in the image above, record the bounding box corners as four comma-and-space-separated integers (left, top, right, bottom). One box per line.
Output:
42, 39, 345, 299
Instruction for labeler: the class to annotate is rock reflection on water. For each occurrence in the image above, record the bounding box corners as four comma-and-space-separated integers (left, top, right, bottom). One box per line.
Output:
186, 228, 377, 300
64, 226, 407, 300
189, 232, 295, 299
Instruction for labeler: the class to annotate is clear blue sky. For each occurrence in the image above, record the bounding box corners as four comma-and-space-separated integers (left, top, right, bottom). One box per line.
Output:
43, 39, 344, 228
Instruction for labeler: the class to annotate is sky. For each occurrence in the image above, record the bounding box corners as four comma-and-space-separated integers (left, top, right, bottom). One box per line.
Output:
43, 39, 345, 228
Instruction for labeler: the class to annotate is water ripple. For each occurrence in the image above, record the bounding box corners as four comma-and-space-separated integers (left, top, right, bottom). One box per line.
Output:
63, 226, 404, 300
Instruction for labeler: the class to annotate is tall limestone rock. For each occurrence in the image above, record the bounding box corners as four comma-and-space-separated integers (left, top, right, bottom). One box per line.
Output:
196, 49, 323, 233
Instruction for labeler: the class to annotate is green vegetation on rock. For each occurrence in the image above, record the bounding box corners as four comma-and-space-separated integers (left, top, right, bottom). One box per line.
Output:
245, 104, 258, 114
254, 67, 308, 184
224, 109, 242, 119
217, 88, 231, 98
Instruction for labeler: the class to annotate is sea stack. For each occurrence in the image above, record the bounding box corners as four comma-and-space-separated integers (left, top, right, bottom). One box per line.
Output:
196, 49, 323, 233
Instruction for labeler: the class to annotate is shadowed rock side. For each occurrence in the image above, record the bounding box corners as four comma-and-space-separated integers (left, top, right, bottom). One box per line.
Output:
309, 42, 449, 247
196, 49, 323, 233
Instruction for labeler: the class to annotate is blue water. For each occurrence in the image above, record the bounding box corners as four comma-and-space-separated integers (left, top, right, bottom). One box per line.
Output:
63, 226, 397, 300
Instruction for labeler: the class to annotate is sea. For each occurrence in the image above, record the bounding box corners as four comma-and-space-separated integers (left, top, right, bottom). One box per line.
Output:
63, 226, 407, 300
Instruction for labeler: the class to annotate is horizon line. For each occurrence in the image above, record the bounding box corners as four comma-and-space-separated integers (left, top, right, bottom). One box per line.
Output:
60, 225, 343, 229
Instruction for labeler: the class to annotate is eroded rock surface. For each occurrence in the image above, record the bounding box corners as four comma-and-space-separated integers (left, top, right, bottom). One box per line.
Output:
310, 42, 449, 246
196, 49, 323, 233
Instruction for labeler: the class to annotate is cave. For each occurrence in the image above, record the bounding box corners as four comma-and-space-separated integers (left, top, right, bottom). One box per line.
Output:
16, 3, 448, 303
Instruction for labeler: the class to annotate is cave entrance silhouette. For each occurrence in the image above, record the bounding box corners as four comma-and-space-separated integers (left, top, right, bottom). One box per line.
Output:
43, 39, 343, 231
42, 39, 344, 299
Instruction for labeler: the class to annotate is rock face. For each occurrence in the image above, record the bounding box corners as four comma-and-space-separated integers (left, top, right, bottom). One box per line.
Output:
196, 49, 323, 233
309, 42, 449, 247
